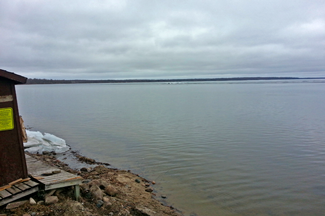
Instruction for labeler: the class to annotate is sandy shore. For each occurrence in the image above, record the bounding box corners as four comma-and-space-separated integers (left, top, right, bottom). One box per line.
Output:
0, 151, 183, 216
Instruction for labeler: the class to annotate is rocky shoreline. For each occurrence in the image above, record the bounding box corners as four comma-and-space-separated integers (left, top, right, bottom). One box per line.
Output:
0, 151, 183, 216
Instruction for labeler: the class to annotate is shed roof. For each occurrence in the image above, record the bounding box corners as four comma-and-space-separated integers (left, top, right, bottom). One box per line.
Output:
0, 69, 27, 84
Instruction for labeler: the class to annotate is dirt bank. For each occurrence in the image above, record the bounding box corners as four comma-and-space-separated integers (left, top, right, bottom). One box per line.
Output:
0, 152, 182, 216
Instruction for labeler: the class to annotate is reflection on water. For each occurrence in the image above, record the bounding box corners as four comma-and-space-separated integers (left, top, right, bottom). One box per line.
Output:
17, 81, 325, 216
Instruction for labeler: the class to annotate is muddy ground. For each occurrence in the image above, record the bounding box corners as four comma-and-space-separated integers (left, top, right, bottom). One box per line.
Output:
0, 152, 182, 216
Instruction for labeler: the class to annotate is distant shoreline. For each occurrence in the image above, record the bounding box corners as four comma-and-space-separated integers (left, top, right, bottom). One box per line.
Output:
26, 77, 325, 84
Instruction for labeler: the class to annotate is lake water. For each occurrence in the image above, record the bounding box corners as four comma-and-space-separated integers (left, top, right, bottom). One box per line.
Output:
16, 80, 325, 216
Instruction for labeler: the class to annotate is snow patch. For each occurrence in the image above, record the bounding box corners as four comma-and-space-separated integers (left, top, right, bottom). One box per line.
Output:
24, 130, 70, 153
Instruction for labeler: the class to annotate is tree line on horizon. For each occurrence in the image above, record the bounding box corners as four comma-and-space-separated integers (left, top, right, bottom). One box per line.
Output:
25, 77, 310, 84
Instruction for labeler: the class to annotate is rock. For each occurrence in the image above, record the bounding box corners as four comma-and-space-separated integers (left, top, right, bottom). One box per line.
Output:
145, 183, 150, 187
45, 196, 59, 204
37, 201, 44, 205
105, 185, 119, 197
41, 172, 54, 176
106, 172, 115, 177
80, 167, 88, 172
77, 155, 96, 164
69, 201, 84, 212
6, 200, 27, 209
84, 192, 92, 199
86, 158, 95, 164
90, 171, 99, 175
135, 179, 141, 183
30, 197, 37, 205
93, 165, 108, 173
134, 207, 156, 216
99, 179, 109, 188
45, 189, 56, 197
145, 187, 153, 193
90, 185, 103, 200
23, 214, 31, 216
52, 170, 61, 174
103, 196, 112, 206
152, 181, 156, 184
91, 179, 109, 189
96, 200, 104, 208
81, 183, 90, 192
161, 195, 167, 199
90, 179, 100, 186
55, 188, 63, 197
82, 179, 92, 184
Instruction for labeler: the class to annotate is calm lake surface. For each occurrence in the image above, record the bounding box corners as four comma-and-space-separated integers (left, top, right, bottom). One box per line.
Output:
16, 80, 325, 216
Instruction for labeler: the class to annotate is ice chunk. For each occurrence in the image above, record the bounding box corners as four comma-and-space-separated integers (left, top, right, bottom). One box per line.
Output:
43, 133, 66, 146
24, 130, 70, 153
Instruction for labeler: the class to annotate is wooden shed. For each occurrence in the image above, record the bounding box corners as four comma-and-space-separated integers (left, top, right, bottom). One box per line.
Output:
0, 69, 28, 187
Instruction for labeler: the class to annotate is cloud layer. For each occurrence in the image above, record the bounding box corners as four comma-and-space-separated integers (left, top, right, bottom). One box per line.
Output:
1, 0, 325, 79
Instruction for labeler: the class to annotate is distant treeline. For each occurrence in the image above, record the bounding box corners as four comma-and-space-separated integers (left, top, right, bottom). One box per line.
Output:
26, 77, 323, 84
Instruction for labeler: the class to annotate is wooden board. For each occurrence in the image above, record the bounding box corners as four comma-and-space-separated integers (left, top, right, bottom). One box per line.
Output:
24, 180, 39, 187
6, 186, 21, 194
0, 190, 11, 199
14, 182, 30, 191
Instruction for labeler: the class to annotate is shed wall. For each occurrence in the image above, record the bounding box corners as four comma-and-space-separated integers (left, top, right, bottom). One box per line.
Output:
0, 78, 28, 186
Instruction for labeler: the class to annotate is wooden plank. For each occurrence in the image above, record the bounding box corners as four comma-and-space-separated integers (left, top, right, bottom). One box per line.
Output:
29, 175, 44, 180
21, 178, 31, 183
23, 180, 39, 188
6, 186, 21, 195
14, 182, 30, 191
0, 185, 11, 192
0, 190, 12, 199
45, 179, 83, 191
9, 178, 22, 186
63, 176, 83, 182
12, 186, 23, 192
39, 173, 81, 184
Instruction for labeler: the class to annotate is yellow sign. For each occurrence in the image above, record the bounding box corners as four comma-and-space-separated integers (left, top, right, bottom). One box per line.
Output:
0, 107, 14, 131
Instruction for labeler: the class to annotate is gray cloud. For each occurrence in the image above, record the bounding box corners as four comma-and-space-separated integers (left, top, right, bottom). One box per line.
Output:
1, 0, 324, 79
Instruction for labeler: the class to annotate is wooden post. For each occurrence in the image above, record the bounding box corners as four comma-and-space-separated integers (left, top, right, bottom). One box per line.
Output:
74, 185, 80, 201
20, 116, 27, 143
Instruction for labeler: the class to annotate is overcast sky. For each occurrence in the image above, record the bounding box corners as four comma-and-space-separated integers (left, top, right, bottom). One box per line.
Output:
1, 0, 325, 79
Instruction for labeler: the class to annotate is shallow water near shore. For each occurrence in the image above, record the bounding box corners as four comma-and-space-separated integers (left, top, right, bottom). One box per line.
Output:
17, 80, 325, 215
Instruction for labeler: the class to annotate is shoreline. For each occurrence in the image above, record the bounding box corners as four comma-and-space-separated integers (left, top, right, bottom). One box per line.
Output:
0, 150, 183, 216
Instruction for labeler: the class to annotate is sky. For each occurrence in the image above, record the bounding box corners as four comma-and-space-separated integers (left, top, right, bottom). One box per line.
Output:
1, 0, 325, 79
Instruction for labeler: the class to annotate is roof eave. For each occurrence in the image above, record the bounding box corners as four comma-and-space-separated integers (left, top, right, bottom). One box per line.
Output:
0, 69, 27, 84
